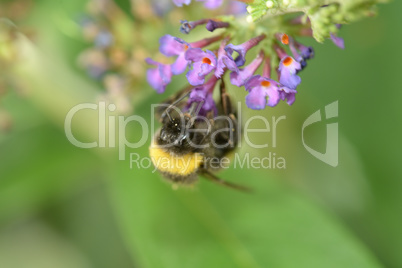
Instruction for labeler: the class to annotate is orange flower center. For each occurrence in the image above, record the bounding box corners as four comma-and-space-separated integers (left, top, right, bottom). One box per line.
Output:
283, 57, 293, 66
202, 57, 212, 65
184, 45, 189, 50
260, 80, 271, 87
281, 34, 289, 45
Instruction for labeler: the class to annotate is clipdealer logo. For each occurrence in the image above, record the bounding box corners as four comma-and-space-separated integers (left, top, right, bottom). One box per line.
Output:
63, 101, 339, 168
64, 101, 287, 166
129, 152, 286, 172
302, 101, 338, 167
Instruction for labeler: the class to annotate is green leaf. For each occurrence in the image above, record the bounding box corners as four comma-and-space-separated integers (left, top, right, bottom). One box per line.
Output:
106, 148, 383, 268
0, 124, 104, 222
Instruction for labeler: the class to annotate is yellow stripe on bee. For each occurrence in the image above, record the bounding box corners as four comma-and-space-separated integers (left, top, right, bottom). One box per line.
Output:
149, 147, 203, 176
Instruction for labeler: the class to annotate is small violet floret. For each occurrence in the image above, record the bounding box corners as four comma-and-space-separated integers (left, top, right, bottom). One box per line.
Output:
278, 56, 301, 89
146, 58, 172, 93
185, 48, 217, 86
159, 35, 190, 75
245, 75, 281, 109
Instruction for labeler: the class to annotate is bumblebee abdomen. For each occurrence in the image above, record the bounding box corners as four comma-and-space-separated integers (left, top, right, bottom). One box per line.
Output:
149, 146, 203, 183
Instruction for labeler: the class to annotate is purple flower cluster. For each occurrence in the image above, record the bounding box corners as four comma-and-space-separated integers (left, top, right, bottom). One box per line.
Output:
146, 32, 266, 91
146, 34, 223, 93
146, 31, 309, 110
243, 38, 304, 110
147, 15, 345, 112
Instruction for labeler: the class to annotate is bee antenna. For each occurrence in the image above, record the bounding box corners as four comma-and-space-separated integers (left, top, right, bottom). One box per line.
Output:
199, 169, 253, 193
166, 109, 173, 123
162, 90, 192, 123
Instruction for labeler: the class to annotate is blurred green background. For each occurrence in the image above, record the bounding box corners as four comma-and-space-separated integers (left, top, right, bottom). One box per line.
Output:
0, 0, 401, 267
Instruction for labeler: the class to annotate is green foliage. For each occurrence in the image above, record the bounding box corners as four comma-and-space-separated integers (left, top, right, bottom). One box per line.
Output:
108, 153, 383, 268
246, 0, 388, 42
0, 0, 400, 267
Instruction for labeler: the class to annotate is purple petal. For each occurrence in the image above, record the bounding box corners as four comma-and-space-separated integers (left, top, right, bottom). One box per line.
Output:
230, 68, 251, 87
225, 44, 246, 67
245, 75, 263, 91
225, 36, 265, 67
203, 93, 216, 111
159, 35, 187, 56
146, 58, 172, 93
186, 68, 205, 86
227, 2, 247, 15
246, 87, 267, 110
278, 56, 301, 74
278, 87, 297, 105
185, 49, 216, 85
280, 86, 297, 94
206, 20, 229, 32
197, 0, 223, 9
185, 48, 207, 62
159, 63, 172, 84
223, 57, 238, 72
187, 77, 218, 116
200, 62, 216, 76
279, 71, 301, 89
286, 92, 296, 105
189, 88, 216, 114
147, 66, 172, 93
244, 76, 283, 108
172, 0, 191, 7
298, 44, 314, 60
215, 60, 226, 78
230, 55, 262, 87
215, 55, 238, 78
171, 53, 188, 75
189, 87, 207, 101
146, 58, 158, 65
203, 50, 218, 66
330, 33, 345, 49
266, 87, 280, 107
147, 68, 160, 92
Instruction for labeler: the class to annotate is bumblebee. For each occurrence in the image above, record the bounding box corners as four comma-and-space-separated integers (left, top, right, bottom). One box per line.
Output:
149, 81, 250, 191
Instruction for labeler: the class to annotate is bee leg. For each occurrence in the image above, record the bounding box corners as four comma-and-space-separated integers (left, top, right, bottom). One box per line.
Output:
185, 99, 206, 129
219, 79, 233, 116
187, 99, 205, 117
218, 80, 239, 147
199, 169, 252, 193
206, 110, 215, 135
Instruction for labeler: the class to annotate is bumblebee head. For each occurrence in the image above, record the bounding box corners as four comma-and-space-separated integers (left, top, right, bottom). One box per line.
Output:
159, 117, 189, 147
